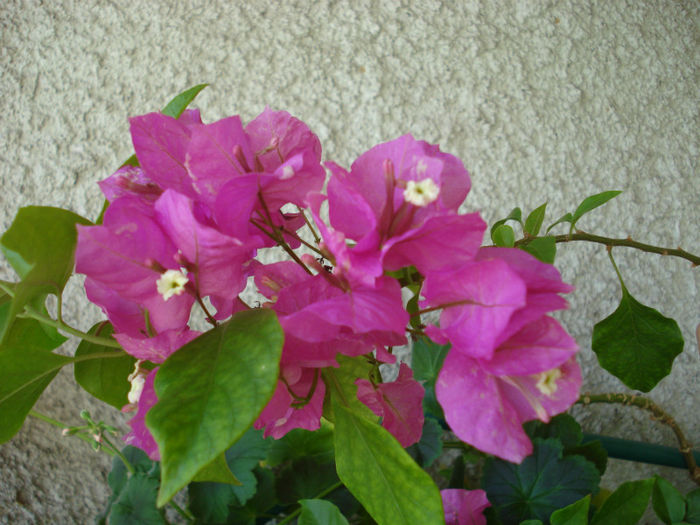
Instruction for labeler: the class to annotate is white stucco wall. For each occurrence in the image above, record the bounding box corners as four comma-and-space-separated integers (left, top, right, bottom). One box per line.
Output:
1, 1, 698, 522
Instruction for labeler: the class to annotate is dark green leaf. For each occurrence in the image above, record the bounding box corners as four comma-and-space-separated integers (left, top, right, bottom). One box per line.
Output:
276, 458, 339, 505
546, 212, 573, 233
161, 83, 209, 118
524, 203, 548, 236
411, 336, 449, 385
592, 287, 684, 392
407, 417, 443, 468
188, 482, 236, 524
551, 495, 590, 525
590, 478, 654, 525
108, 474, 166, 525
74, 322, 135, 409
225, 427, 271, 506
520, 236, 557, 264
571, 191, 622, 230
332, 399, 444, 525
524, 413, 583, 450
193, 452, 241, 485
568, 440, 608, 477
652, 476, 686, 524
482, 438, 600, 523
146, 310, 283, 506
520, 521, 544, 525
0, 207, 91, 341
685, 488, 700, 523
491, 224, 515, 247
0, 344, 72, 443
266, 419, 334, 467
299, 499, 350, 525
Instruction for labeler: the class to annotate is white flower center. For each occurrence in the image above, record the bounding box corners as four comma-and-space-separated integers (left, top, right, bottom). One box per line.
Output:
403, 178, 440, 206
156, 269, 189, 301
535, 368, 562, 396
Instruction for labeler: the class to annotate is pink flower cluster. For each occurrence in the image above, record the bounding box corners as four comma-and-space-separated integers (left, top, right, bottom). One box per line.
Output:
75, 106, 580, 473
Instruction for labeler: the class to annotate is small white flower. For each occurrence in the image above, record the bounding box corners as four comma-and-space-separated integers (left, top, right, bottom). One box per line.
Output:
403, 178, 440, 207
535, 368, 562, 396
156, 269, 189, 301
127, 374, 146, 404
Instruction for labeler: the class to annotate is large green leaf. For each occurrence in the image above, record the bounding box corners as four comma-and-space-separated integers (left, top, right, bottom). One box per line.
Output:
266, 420, 334, 467
590, 478, 654, 525
0, 293, 67, 351
146, 309, 283, 507
652, 476, 686, 524
411, 336, 449, 420
225, 427, 271, 505
192, 452, 241, 485
0, 207, 91, 341
108, 474, 166, 525
407, 417, 443, 468
592, 286, 683, 392
482, 438, 600, 523
332, 399, 444, 525
74, 322, 135, 409
298, 499, 350, 525
324, 355, 376, 422
550, 495, 590, 525
188, 482, 235, 525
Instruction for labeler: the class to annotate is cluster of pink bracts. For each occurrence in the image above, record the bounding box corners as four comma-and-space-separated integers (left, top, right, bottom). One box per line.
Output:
75, 107, 580, 524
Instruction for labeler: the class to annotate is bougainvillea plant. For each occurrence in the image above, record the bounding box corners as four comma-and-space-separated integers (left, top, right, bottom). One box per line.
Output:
1, 85, 699, 525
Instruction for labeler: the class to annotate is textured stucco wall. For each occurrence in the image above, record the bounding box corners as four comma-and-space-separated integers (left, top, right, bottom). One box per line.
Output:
1, 1, 698, 522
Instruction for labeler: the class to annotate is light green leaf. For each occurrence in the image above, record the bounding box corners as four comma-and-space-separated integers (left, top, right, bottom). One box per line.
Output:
592, 287, 683, 392
591, 478, 654, 525
0, 294, 67, 351
298, 499, 350, 525
161, 83, 209, 118
74, 322, 135, 409
332, 399, 444, 525
193, 452, 241, 485
546, 212, 573, 233
324, 355, 377, 422
491, 224, 515, 247
520, 236, 557, 264
524, 203, 548, 236
146, 310, 283, 507
652, 476, 686, 524
571, 190, 622, 230
551, 495, 590, 525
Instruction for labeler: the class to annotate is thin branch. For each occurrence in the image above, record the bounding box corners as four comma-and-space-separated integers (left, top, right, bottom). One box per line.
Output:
19, 306, 122, 348
296, 205, 321, 244
577, 393, 700, 485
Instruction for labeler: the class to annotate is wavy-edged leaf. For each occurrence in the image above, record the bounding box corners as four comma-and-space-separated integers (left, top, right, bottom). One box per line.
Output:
524, 203, 547, 236
592, 287, 683, 392
298, 499, 350, 525
74, 322, 135, 409
108, 474, 166, 525
146, 310, 283, 507
332, 399, 444, 525
590, 478, 654, 525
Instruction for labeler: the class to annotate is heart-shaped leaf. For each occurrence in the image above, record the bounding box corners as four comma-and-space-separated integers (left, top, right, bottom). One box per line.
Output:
146, 309, 283, 507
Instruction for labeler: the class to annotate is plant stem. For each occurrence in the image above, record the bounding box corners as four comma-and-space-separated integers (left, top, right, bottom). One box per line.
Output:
28, 410, 115, 455
20, 306, 122, 348
297, 205, 321, 244
101, 433, 134, 474
515, 231, 700, 266
577, 393, 700, 485
277, 481, 344, 524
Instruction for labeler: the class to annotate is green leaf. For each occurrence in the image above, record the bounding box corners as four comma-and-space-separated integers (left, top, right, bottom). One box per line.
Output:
266, 419, 334, 467
491, 224, 515, 247
524, 203, 548, 236
298, 499, 350, 525
652, 476, 686, 524
568, 440, 608, 477
74, 322, 135, 409
324, 355, 377, 422
520, 236, 557, 263
161, 83, 209, 118
108, 474, 166, 525
592, 287, 684, 392
146, 309, 283, 507
193, 452, 241, 485
571, 190, 622, 230
332, 399, 444, 525
546, 212, 573, 233
0, 294, 67, 351
524, 413, 583, 450
0, 344, 72, 443
407, 417, 443, 468
686, 488, 700, 523
188, 482, 236, 524
225, 427, 271, 506
591, 478, 654, 525
411, 336, 449, 385
276, 457, 339, 505
482, 438, 600, 523
551, 495, 590, 525
0, 207, 91, 341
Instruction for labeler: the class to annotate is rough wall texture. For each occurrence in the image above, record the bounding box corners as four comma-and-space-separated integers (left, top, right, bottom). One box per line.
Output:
0, 0, 698, 522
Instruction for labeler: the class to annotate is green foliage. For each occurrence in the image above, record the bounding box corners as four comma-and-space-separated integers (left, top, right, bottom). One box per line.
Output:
146, 309, 283, 506
491, 224, 515, 247
224, 428, 272, 505
520, 236, 557, 263
411, 336, 449, 420
407, 417, 444, 468
276, 457, 339, 505
0, 206, 91, 341
74, 322, 135, 409
592, 286, 683, 392
686, 488, 700, 523
266, 420, 334, 467
192, 452, 241, 485
652, 476, 686, 524
482, 438, 600, 523
546, 191, 622, 233
550, 495, 590, 525
324, 355, 377, 422
590, 478, 654, 525
332, 399, 444, 525
298, 499, 350, 525
524, 202, 548, 236
161, 83, 209, 118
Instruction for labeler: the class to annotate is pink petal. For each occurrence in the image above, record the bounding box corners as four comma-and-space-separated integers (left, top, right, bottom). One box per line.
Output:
115, 328, 200, 363
441, 489, 490, 525
99, 165, 162, 204
124, 368, 160, 460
